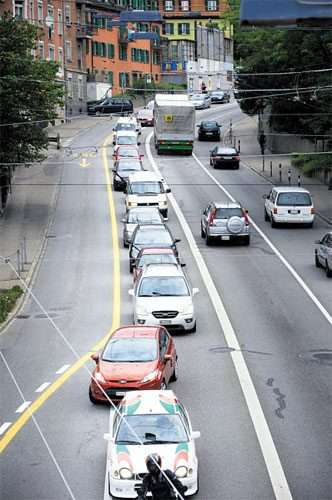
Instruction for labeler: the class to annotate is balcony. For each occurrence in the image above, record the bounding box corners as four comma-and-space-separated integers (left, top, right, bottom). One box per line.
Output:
76, 25, 94, 38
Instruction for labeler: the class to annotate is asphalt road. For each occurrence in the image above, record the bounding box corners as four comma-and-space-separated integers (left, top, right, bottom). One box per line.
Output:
1, 103, 331, 500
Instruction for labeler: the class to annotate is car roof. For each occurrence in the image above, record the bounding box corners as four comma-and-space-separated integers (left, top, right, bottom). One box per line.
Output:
271, 186, 311, 194
116, 130, 137, 137
120, 390, 180, 416
112, 325, 159, 339
128, 171, 162, 182
140, 247, 175, 255
215, 146, 237, 154
135, 224, 168, 232
212, 201, 242, 209
201, 120, 218, 124
127, 206, 161, 215
140, 263, 184, 278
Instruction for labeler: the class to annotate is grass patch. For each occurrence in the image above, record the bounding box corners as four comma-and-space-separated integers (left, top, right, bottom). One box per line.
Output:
0, 286, 23, 323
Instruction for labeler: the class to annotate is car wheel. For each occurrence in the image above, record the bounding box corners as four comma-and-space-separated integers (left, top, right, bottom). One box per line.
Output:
326, 261, 332, 278
264, 208, 269, 221
315, 252, 321, 268
206, 235, 212, 246
243, 235, 250, 245
89, 387, 99, 405
234, 163, 240, 170
200, 223, 205, 238
271, 215, 277, 228
189, 322, 197, 333
209, 158, 212, 166
161, 209, 168, 219
113, 183, 120, 192
123, 239, 128, 248
170, 359, 178, 382
307, 221, 314, 228
216, 135, 220, 141
160, 380, 167, 390
129, 261, 133, 273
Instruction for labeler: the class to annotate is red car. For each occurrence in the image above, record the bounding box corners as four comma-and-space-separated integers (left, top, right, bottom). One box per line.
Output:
112, 145, 143, 161
133, 247, 181, 283
89, 325, 178, 404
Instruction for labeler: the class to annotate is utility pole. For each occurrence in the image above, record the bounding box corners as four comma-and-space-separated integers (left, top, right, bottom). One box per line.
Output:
61, 0, 68, 122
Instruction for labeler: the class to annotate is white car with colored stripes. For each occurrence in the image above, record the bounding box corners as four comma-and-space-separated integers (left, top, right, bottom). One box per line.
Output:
104, 390, 200, 498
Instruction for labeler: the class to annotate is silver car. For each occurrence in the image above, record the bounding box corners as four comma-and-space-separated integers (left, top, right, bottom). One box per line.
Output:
201, 202, 250, 245
122, 207, 164, 247
315, 231, 332, 277
190, 93, 211, 109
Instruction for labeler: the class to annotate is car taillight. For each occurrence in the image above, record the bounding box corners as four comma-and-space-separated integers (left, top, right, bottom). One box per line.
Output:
273, 207, 278, 214
233, 156, 240, 161
242, 209, 250, 225
311, 207, 315, 214
208, 209, 217, 226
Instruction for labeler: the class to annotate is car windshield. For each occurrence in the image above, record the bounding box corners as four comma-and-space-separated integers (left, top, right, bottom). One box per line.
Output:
276, 192, 312, 206
102, 338, 157, 362
128, 210, 162, 224
116, 123, 136, 132
211, 91, 223, 96
115, 414, 188, 445
134, 229, 172, 246
117, 136, 137, 145
138, 277, 189, 297
191, 94, 203, 100
129, 181, 164, 195
215, 208, 243, 219
117, 148, 138, 158
216, 149, 236, 156
138, 254, 177, 268
118, 161, 141, 172
203, 122, 218, 129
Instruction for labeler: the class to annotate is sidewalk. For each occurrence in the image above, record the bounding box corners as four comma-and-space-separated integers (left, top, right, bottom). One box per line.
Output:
0, 116, 102, 292
231, 115, 332, 225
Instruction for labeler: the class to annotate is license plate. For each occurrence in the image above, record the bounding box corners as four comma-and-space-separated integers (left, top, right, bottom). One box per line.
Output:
160, 319, 172, 325
221, 235, 230, 240
206, 132, 213, 135
290, 210, 299, 214
115, 391, 126, 396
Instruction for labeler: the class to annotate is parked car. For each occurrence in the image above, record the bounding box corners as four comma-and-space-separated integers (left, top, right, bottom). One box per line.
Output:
264, 186, 315, 227
87, 98, 105, 115
122, 207, 164, 247
189, 93, 211, 109
209, 90, 231, 103
112, 158, 144, 192
125, 171, 170, 219
315, 231, 332, 277
104, 390, 200, 498
197, 120, 221, 141
113, 130, 140, 147
90, 97, 133, 115
129, 263, 198, 332
112, 145, 143, 161
129, 224, 180, 272
210, 146, 240, 169
201, 201, 250, 245
137, 108, 154, 126
89, 325, 178, 404
133, 247, 181, 283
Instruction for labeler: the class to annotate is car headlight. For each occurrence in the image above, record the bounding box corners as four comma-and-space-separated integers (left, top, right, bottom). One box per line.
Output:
119, 467, 134, 480
141, 369, 158, 383
175, 466, 188, 478
94, 371, 106, 384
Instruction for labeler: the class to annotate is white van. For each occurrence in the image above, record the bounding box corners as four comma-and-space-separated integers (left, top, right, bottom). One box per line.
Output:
264, 186, 315, 227
126, 171, 170, 218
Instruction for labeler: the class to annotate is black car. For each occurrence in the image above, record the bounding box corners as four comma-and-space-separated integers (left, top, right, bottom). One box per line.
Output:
90, 98, 133, 115
209, 90, 231, 104
129, 224, 180, 272
112, 158, 144, 191
210, 146, 240, 169
197, 121, 221, 141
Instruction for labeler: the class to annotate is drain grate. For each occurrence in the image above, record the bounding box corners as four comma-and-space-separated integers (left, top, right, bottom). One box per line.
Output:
298, 350, 332, 366
16, 314, 30, 319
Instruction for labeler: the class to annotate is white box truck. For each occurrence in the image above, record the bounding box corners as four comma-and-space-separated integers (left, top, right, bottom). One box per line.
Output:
154, 94, 195, 155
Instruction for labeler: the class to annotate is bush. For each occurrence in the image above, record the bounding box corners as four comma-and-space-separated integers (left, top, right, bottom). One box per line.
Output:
0, 286, 23, 323
291, 153, 331, 177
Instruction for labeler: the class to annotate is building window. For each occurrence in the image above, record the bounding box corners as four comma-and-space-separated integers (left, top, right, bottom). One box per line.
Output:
14, 1, 24, 19
65, 41, 72, 62
65, 4, 71, 25
48, 45, 55, 60
29, 1, 34, 21
119, 72, 130, 88
108, 71, 113, 84
78, 76, 83, 100
58, 10, 63, 35
163, 23, 174, 35
58, 47, 63, 67
37, 0, 43, 22
178, 23, 190, 35
107, 44, 114, 59
119, 45, 127, 61
206, 0, 217, 11
37, 41, 44, 59
67, 73, 73, 98
164, 0, 174, 11
180, 0, 190, 11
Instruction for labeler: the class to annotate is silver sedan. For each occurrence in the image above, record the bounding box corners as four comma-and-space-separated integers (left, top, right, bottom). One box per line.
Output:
315, 231, 332, 277
122, 207, 164, 247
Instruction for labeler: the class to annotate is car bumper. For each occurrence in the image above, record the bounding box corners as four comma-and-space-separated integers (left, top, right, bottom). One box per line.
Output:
213, 159, 239, 168
90, 378, 163, 403
109, 473, 198, 498
134, 313, 195, 331
273, 214, 315, 223
207, 227, 250, 239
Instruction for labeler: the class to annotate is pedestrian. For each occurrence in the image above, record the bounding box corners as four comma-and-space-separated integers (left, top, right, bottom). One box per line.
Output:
201, 81, 207, 94
259, 132, 266, 155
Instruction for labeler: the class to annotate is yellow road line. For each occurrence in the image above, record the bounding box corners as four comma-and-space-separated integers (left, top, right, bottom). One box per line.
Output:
0, 134, 120, 454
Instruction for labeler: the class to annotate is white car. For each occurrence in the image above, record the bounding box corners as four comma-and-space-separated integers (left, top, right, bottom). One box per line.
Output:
129, 263, 198, 332
125, 171, 170, 219
104, 390, 200, 498
189, 93, 211, 109
264, 186, 315, 227
113, 130, 140, 148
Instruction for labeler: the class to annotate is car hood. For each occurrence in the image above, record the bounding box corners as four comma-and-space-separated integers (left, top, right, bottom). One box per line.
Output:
110, 441, 195, 475
135, 296, 193, 313
99, 360, 158, 382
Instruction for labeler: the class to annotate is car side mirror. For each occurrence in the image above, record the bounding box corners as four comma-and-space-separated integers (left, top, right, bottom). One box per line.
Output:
137, 141, 141, 146
112, 168, 116, 173
112, 127, 115, 131
174, 238, 181, 243
192, 431, 201, 439
124, 186, 127, 194
166, 188, 171, 193
192, 287, 199, 296
121, 217, 126, 223
180, 262, 186, 267
128, 289, 134, 296
139, 154, 144, 159
112, 141, 116, 146
262, 194, 268, 199
91, 352, 99, 363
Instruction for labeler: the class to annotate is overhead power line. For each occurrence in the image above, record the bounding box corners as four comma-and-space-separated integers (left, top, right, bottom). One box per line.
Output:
235, 68, 332, 77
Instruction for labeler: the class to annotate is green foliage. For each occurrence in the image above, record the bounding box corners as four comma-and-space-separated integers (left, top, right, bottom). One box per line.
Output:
0, 13, 64, 165
291, 154, 331, 176
0, 286, 23, 323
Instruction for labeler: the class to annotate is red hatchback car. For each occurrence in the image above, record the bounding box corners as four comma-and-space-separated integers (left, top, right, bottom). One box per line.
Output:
89, 325, 178, 404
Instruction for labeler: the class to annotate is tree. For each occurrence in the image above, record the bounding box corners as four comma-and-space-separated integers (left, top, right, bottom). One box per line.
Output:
0, 13, 64, 168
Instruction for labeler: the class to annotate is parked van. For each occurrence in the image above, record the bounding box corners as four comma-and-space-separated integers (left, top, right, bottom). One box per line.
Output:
264, 186, 315, 227
126, 172, 170, 218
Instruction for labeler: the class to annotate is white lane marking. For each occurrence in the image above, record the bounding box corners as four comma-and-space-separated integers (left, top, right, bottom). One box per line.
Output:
192, 152, 332, 327
15, 401, 32, 413
35, 382, 51, 393
103, 409, 115, 500
56, 364, 70, 375
146, 132, 292, 500
0, 422, 12, 436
